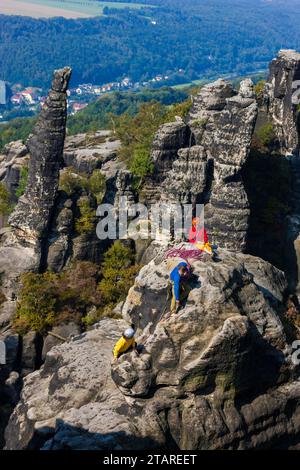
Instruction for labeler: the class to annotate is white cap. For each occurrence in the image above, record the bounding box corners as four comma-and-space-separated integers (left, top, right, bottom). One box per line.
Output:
124, 328, 135, 339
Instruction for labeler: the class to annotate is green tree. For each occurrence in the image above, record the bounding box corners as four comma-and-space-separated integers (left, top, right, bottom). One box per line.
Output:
98, 241, 140, 308
164, 97, 192, 121
256, 123, 276, 148
113, 101, 167, 182
130, 145, 154, 180
88, 169, 106, 203
59, 167, 88, 196
75, 197, 96, 235
0, 183, 12, 217
13, 262, 103, 334
15, 166, 29, 198
14, 272, 58, 334
254, 80, 266, 97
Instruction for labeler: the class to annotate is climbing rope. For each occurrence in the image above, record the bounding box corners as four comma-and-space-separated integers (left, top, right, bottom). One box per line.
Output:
164, 244, 204, 262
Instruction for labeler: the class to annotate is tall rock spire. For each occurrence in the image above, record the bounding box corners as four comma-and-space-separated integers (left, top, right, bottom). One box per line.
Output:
149, 79, 257, 251
9, 67, 72, 241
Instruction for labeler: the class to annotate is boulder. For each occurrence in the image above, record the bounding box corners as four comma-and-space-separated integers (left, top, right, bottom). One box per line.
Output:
42, 322, 81, 360
4, 318, 161, 450
5, 252, 300, 450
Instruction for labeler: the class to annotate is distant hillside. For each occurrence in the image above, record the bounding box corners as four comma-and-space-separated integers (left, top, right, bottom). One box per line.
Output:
0, 86, 188, 150
0, 0, 300, 88
0, 0, 149, 19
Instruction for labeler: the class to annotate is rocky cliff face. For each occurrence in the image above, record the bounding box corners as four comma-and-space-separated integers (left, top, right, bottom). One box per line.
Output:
63, 131, 121, 175
262, 51, 300, 295
189, 79, 257, 250
265, 49, 300, 156
5, 251, 300, 450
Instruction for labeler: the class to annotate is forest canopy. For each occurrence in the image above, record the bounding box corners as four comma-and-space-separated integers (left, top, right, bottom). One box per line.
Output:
1, 0, 300, 87
0, 87, 188, 150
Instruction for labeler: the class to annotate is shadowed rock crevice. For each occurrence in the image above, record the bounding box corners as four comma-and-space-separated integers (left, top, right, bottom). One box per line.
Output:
244, 51, 300, 296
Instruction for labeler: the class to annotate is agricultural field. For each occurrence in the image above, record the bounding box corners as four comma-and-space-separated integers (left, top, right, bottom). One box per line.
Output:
0, 0, 148, 18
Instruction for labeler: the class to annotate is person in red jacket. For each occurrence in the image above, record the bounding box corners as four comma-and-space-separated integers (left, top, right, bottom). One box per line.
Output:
188, 217, 213, 255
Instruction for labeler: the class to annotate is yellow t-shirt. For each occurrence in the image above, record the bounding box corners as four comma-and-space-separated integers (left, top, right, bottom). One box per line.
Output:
113, 336, 135, 358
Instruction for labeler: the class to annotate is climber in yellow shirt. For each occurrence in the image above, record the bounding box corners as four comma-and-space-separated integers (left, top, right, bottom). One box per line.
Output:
113, 326, 137, 361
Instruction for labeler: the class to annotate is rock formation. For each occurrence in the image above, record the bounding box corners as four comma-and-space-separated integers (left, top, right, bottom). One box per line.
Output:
143, 79, 257, 251
3, 52, 300, 451
4, 318, 157, 450
5, 251, 300, 450
192, 79, 257, 250
141, 120, 191, 206
0, 69, 72, 442
264, 49, 300, 156
0, 68, 72, 322
8, 67, 71, 241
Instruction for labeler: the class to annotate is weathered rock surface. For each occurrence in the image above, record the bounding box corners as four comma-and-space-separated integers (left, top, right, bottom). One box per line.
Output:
0, 69, 73, 431
114, 251, 300, 449
159, 145, 210, 206
265, 49, 300, 156
192, 79, 257, 250
0, 141, 29, 202
263, 51, 300, 298
5, 252, 300, 450
0, 230, 38, 328
63, 131, 121, 174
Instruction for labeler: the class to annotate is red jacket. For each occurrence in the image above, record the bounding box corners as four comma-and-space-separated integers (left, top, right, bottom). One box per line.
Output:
189, 226, 208, 244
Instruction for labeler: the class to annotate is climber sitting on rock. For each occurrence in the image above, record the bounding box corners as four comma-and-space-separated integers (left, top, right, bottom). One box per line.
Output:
188, 217, 213, 255
112, 326, 139, 362
169, 261, 192, 315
